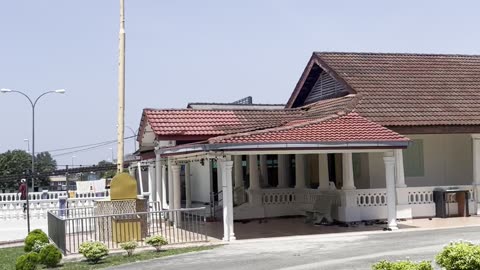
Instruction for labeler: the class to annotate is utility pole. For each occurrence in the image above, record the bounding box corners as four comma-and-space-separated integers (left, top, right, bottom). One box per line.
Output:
116, 0, 126, 173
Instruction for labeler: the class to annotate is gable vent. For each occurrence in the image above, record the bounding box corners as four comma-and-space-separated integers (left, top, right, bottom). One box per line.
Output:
304, 70, 346, 104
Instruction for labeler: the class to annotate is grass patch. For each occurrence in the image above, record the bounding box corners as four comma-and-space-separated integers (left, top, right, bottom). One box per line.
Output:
61, 246, 215, 269
0, 246, 24, 270
0, 245, 216, 270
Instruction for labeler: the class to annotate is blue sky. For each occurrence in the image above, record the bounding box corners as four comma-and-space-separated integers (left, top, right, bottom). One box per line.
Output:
0, 0, 479, 166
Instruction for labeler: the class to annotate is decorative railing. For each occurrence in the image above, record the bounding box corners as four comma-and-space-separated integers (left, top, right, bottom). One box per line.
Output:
259, 188, 341, 207
407, 185, 474, 205
261, 189, 296, 205
355, 189, 387, 207
0, 198, 103, 219
0, 190, 109, 202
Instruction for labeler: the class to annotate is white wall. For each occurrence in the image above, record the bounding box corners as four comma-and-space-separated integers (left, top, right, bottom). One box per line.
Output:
367, 134, 473, 188
189, 161, 211, 203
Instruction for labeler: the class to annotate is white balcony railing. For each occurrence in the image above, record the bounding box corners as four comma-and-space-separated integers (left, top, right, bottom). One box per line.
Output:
0, 190, 109, 202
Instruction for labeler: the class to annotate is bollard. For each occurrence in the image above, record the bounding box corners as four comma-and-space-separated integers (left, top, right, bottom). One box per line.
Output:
41, 189, 49, 200
59, 195, 68, 217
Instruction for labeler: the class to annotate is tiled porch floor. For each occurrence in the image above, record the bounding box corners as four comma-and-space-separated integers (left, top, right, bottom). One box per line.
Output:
205, 216, 480, 241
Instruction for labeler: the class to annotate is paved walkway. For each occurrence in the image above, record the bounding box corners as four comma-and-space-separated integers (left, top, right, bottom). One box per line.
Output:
204, 216, 480, 240
0, 218, 47, 243
111, 225, 480, 270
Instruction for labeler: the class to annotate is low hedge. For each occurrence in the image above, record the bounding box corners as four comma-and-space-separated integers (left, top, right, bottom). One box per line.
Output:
39, 244, 62, 268
24, 229, 49, 252
15, 252, 40, 270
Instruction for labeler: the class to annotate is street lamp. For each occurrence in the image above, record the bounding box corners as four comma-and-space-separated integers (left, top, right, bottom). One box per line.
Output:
109, 148, 114, 163
72, 156, 76, 167
1, 88, 66, 232
24, 139, 30, 153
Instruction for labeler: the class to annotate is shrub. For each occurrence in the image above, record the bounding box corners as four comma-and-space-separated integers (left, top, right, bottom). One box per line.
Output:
32, 240, 49, 253
24, 229, 49, 252
79, 241, 109, 263
15, 252, 40, 270
436, 241, 480, 270
39, 244, 62, 268
120, 241, 138, 256
145, 235, 168, 252
372, 260, 433, 270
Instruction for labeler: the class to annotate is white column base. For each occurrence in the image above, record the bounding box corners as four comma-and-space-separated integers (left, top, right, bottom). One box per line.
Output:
387, 224, 399, 230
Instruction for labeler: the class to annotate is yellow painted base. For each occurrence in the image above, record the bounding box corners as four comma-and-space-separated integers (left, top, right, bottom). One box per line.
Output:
112, 219, 142, 243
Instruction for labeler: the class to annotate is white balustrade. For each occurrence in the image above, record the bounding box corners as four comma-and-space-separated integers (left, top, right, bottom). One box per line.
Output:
235, 185, 476, 221
406, 185, 474, 205
0, 197, 104, 220
262, 189, 297, 205
355, 189, 387, 207
0, 190, 109, 202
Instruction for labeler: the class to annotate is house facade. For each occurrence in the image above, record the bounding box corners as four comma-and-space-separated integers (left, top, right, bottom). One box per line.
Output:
134, 52, 480, 241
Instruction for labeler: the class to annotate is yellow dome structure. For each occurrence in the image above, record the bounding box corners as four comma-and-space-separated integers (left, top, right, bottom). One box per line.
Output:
109, 172, 138, 200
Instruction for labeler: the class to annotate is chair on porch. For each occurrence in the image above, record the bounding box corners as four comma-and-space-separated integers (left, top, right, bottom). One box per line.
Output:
304, 194, 335, 225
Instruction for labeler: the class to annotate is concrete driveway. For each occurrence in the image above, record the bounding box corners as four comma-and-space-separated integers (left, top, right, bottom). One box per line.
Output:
110, 225, 480, 270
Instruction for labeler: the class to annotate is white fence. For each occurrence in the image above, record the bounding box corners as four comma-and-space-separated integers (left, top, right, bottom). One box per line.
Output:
0, 190, 109, 202
234, 185, 476, 222
0, 191, 109, 220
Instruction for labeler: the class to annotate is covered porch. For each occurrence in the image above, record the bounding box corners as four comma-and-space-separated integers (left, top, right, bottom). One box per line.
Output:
155, 112, 414, 241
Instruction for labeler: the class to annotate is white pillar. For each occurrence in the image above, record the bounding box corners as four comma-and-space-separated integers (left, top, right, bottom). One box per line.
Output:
234, 156, 243, 188
167, 160, 174, 209
137, 162, 144, 194
155, 152, 162, 208
384, 151, 398, 230
277, 155, 289, 188
161, 163, 168, 209
147, 162, 156, 202
248, 155, 260, 190
342, 153, 356, 190
217, 161, 222, 195
318, 154, 330, 190
394, 149, 407, 188
172, 164, 182, 227
220, 159, 236, 241
472, 134, 480, 214
172, 165, 181, 210
185, 163, 191, 208
128, 165, 135, 177
260, 155, 269, 187
295, 154, 306, 189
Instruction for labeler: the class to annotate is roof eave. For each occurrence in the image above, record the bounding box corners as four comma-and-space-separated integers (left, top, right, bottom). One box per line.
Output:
159, 141, 409, 157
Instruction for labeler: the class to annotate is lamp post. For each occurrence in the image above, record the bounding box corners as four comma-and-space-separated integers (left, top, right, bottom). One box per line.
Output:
1, 88, 66, 233
24, 139, 30, 153
109, 148, 114, 163
72, 156, 76, 167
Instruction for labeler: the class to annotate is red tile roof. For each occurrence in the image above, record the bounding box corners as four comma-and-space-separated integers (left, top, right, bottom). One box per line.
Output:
289, 52, 480, 126
208, 112, 408, 145
142, 108, 302, 137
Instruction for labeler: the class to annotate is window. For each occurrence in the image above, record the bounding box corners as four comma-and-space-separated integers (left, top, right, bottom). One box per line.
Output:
352, 153, 362, 179
403, 139, 424, 177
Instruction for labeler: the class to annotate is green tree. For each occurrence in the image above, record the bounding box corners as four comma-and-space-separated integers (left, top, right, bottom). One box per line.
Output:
0, 150, 57, 190
97, 160, 116, 179
0, 150, 31, 189
35, 152, 57, 188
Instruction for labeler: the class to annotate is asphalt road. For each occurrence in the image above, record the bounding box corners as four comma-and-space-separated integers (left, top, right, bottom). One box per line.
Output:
110, 226, 480, 270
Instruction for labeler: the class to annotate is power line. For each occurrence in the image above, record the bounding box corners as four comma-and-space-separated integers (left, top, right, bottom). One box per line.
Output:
51, 135, 136, 158
47, 139, 117, 152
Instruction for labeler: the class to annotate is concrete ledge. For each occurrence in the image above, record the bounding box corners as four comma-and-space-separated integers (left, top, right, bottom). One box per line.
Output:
0, 239, 24, 248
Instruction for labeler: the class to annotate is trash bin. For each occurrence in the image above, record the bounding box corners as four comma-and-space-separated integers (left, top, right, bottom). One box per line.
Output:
433, 188, 469, 218
433, 188, 447, 218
